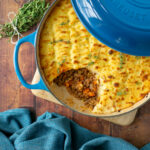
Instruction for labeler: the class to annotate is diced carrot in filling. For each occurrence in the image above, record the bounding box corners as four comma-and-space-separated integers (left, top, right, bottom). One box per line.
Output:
54, 68, 99, 101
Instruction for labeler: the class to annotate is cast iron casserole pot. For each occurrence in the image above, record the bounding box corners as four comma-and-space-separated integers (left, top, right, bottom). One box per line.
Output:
14, 0, 150, 118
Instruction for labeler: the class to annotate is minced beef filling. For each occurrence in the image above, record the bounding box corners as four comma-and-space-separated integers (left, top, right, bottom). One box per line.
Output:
54, 68, 99, 104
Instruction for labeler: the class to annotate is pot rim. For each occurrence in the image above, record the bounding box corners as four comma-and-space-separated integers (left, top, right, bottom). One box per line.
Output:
34, 0, 150, 118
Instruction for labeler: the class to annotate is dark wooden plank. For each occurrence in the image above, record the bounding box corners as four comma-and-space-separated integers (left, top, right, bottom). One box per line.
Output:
0, 0, 35, 111
36, 97, 73, 120
72, 112, 111, 135
111, 101, 150, 148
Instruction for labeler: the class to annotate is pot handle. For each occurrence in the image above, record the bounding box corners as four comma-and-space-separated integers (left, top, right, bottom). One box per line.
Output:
14, 31, 48, 91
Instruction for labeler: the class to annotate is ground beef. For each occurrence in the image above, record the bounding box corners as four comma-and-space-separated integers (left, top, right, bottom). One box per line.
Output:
54, 68, 99, 104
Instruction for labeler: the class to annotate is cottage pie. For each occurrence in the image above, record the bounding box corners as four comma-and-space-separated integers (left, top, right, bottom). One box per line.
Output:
39, 0, 150, 114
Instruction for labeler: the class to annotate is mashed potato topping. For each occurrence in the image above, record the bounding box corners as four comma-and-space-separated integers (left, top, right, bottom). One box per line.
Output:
39, 0, 150, 114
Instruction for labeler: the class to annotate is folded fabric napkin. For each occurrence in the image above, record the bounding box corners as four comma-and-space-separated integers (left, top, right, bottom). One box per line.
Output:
0, 108, 149, 150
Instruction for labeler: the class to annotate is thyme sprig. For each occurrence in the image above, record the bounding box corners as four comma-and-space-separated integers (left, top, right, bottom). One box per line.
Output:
60, 20, 70, 26
57, 58, 66, 74
117, 91, 127, 96
135, 56, 141, 59
136, 81, 142, 85
88, 53, 99, 59
50, 40, 70, 44
0, 0, 49, 40
58, 59, 66, 66
88, 61, 95, 66
119, 53, 124, 69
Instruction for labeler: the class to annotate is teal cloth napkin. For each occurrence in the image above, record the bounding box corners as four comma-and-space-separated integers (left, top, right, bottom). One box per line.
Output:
0, 108, 149, 150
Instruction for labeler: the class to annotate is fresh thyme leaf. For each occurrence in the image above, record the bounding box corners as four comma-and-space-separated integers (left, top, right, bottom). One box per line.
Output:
135, 56, 141, 59
136, 81, 142, 85
94, 56, 99, 59
117, 92, 123, 96
61, 59, 66, 64
117, 91, 127, 96
57, 58, 66, 73
58, 62, 61, 65
0, 0, 49, 39
88, 61, 94, 66
50, 40, 70, 44
57, 68, 60, 74
58, 40, 64, 42
58, 59, 66, 66
88, 54, 99, 59
119, 53, 124, 69
60, 20, 70, 25
50, 40, 63, 44
88, 53, 92, 58
65, 40, 70, 44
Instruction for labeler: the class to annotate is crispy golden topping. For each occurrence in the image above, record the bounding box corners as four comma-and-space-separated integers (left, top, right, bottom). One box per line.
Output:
39, 0, 150, 114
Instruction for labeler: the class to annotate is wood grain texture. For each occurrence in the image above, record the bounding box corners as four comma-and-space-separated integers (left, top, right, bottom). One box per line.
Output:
0, 0, 150, 148
31, 70, 137, 126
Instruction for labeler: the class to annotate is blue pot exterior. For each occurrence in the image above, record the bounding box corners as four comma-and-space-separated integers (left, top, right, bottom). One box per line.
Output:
71, 0, 150, 56
13, 31, 49, 91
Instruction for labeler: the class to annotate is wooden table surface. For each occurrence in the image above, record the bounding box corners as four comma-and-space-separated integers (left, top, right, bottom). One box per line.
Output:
0, 0, 150, 148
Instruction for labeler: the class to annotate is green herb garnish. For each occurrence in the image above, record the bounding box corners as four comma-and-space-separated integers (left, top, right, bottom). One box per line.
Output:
136, 82, 142, 85
117, 92, 123, 96
57, 58, 66, 74
0, 0, 49, 40
60, 20, 70, 26
117, 91, 127, 96
88, 54, 99, 60
66, 40, 70, 44
135, 56, 141, 59
94, 56, 99, 59
50, 40, 63, 44
58, 59, 66, 66
58, 62, 61, 65
57, 68, 60, 74
61, 59, 66, 64
88, 53, 92, 58
119, 53, 124, 69
50, 40, 70, 44
88, 61, 94, 66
